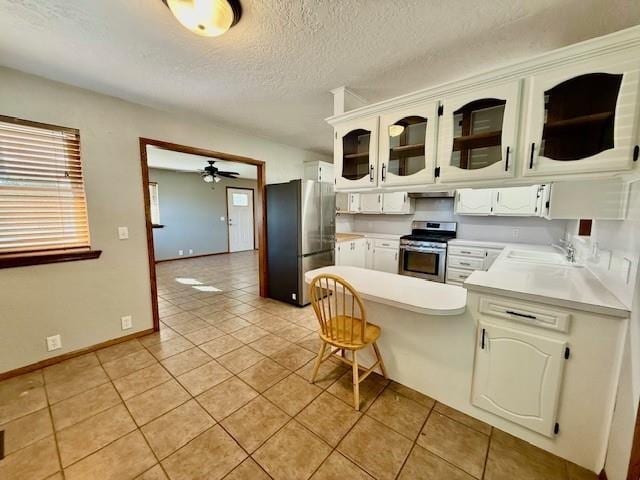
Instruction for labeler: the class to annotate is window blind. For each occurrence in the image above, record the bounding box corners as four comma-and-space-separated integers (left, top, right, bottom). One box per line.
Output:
0, 116, 91, 255
149, 182, 160, 224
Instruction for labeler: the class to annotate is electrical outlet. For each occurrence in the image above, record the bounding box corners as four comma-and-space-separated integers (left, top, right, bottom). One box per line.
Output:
292, 293, 297, 300
121, 315, 132, 330
46, 334, 62, 352
178, 250, 184, 256
220, 216, 225, 222
188, 249, 194, 255
512, 228, 520, 241
117, 226, 129, 240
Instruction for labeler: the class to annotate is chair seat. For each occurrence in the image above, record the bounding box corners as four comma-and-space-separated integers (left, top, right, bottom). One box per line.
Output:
319, 315, 381, 349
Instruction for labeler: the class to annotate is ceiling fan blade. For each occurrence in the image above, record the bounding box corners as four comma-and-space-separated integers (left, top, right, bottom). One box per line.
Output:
217, 171, 239, 176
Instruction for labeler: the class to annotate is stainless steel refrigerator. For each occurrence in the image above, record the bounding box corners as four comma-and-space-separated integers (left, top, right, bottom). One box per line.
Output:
266, 179, 335, 306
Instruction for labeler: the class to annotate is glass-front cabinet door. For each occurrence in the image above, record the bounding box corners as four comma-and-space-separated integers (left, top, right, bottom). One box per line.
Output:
437, 81, 521, 183
378, 102, 438, 186
523, 64, 640, 177
334, 117, 379, 190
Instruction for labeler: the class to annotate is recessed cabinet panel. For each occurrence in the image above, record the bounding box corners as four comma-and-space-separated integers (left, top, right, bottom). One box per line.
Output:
455, 189, 494, 215
334, 117, 379, 190
359, 193, 383, 214
379, 103, 438, 186
472, 322, 567, 437
438, 81, 521, 183
493, 185, 542, 216
524, 64, 640, 177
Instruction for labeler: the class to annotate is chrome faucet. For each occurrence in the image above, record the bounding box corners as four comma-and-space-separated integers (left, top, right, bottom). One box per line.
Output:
552, 239, 576, 263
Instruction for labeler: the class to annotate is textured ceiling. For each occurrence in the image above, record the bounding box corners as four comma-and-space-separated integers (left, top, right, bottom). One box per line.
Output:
0, 1, 639, 155
147, 146, 257, 179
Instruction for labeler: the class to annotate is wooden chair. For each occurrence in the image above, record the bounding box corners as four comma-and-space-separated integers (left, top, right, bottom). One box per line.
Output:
308, 273, 387, 410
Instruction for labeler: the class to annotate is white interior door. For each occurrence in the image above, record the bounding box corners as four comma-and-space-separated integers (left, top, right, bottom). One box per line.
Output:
227, 188, 254, 252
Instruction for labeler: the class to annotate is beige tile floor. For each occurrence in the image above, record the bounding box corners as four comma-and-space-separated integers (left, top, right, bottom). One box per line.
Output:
0, 251, 598, 480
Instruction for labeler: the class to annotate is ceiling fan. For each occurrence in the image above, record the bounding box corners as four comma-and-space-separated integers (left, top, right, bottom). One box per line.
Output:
200, 160, 239, 184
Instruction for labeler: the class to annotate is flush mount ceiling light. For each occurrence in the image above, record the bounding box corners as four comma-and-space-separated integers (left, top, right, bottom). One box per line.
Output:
162, 0, 242, 37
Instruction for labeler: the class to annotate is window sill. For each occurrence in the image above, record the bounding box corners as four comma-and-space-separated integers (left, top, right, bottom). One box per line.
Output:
0, 249, 102, 269
152, 224, 165, 229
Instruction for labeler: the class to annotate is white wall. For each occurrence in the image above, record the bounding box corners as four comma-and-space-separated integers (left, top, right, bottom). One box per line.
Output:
0, 66, 329, 373
339, 197, 567, 245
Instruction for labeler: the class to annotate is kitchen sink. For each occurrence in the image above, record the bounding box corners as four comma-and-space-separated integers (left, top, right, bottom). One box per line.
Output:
505, 249, 582, 267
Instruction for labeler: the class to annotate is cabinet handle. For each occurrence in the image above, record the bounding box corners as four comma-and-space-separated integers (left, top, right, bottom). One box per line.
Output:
459, 262, 471, 266
395, 252, 398, 260
506, 310, 537, 320
460, 250, 472, 254
382, 163, 387, 182
529, 142, 536, 169
505, 146, 510, 171
369, 165, 374, 182
481, 328, 486, 349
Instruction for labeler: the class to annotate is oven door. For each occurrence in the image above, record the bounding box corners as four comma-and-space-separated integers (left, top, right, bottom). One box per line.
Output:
399, 245, 447, 282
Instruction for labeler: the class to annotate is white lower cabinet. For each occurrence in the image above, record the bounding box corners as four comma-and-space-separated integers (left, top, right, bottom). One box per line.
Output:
471, 321, 568, 437
335, 239, 367, 267
446, 243, 505, 286
364, 238, 374, 269
372, 247, 399, 273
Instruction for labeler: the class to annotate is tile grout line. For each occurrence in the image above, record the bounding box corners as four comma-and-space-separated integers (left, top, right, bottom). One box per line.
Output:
42, 371, 67, 480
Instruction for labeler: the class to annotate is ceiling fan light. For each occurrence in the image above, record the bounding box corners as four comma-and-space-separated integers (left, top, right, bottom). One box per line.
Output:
203, 174, 214, 183
214, 176, 222, 183
164, 0, 241, 37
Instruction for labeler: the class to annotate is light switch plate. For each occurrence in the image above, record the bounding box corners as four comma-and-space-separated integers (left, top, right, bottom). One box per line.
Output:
178, 250, 184, 256
46, 334, 62, 352
118, 226, 129, 240
121, 315, 132, 330
188, 249, 194, 255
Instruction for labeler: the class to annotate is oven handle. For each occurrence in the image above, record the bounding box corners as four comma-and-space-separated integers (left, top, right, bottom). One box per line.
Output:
400, 245, 446, 254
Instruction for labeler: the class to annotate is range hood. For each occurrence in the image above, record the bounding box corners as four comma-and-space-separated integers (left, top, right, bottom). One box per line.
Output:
408, 191, 456, 198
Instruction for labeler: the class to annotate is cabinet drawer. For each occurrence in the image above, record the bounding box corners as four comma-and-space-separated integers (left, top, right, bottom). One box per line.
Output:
449, 245, 485, 258
447, 268, 473, 283
373, 238, 400, 249
478, 296, 571, 333
448, 255, 484, 270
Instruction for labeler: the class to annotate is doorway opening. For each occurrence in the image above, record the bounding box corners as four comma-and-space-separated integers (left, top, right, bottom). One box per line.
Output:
139, 138, 267, 331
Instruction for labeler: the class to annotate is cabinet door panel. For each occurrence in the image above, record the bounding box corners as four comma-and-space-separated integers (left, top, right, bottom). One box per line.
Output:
472, 322, 567, 437
493, 185, 542, 216
382, 192, 409, 214
438, 80, 521, 183
334, 117, 379, 190
379, 103, 438, 186
523, 62, 640, 177
455, 189, 494, 215
360, 193, 383, 213
373, 248, 399, 273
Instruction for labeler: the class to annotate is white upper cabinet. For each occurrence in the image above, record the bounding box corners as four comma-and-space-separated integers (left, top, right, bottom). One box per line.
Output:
359, 193, 383, 214
381, 191, 413, 214
493, 185, 542, 216
378, 102, 438, 187
523, 62, 640, 177
334, 117, 379, 190
437, 80, 522, 183
455, 188, 494, 215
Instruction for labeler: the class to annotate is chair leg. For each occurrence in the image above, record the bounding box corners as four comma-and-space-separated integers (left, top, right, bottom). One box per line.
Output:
352, 350, 360, 411
310, 341, 327, 384
373, 342, 388, 379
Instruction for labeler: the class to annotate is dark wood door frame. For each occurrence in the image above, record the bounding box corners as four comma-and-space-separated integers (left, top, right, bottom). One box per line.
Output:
139, 138, 267, 332
225, 186, 257, 252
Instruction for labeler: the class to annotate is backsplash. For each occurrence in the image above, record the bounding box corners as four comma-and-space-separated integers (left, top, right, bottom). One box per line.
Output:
570, 180, 640, 309
338, 197, 567, 246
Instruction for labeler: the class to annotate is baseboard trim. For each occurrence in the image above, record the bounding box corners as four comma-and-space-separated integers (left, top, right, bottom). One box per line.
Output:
0, 328, 154, 381
598, 468, 608, 480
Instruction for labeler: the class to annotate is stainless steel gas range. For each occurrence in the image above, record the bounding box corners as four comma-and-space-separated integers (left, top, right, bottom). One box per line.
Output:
399, 221, 457, 283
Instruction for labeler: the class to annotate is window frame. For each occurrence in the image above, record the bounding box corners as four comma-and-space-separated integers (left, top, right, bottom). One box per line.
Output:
0, 115, 101, 268
148, 181, 163, 227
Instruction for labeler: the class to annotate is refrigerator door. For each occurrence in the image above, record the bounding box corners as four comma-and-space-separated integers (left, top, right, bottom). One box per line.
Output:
300, 180, 322, 255
319, 182, 336, 253
299, 249, 335, 306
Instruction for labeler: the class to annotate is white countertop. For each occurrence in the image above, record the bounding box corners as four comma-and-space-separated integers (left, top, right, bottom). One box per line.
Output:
304, 265, 467, 316
340, 231, 404, 240
464, 244, 630, 318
